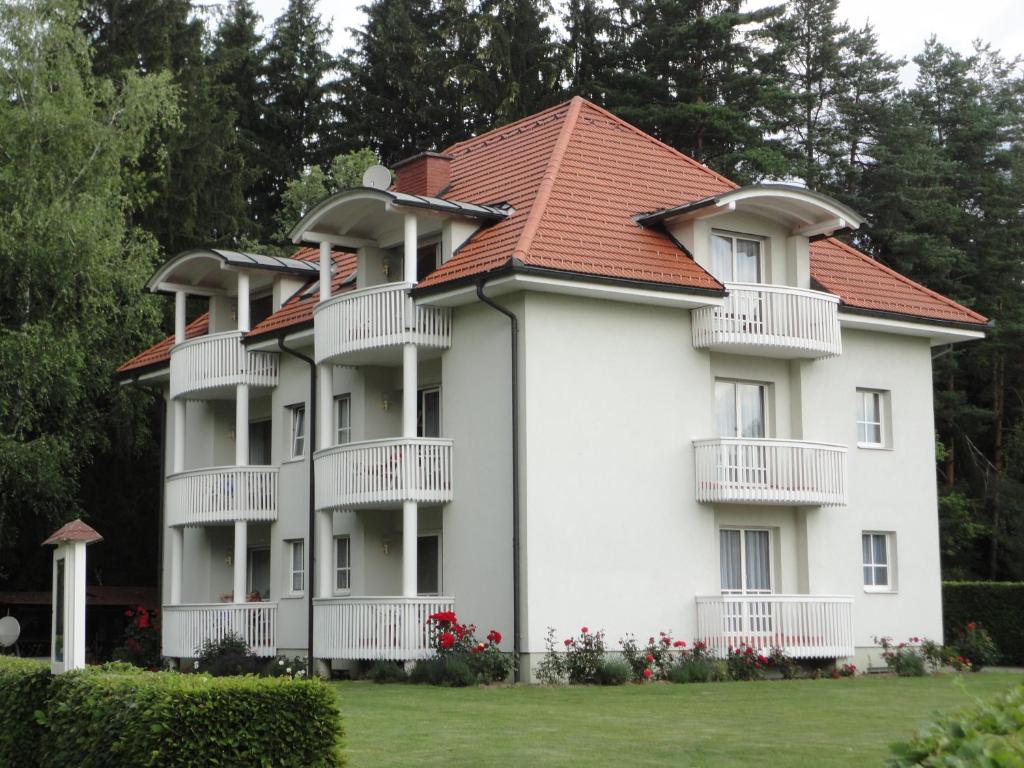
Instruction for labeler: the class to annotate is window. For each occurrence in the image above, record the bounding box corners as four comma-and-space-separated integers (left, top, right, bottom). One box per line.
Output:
856, 389, 887, 447
416, 243, 440, 282
335, 395, 352, 445
249, 420, 272, 465
287, 540, 305, 594
417, 387, 441, 438
247, 547, 270, 600
417, 534, 441, 595
335, 536, 351, 592
863, 532, 894, 591
715, 380, 767, 438
288, 405, 306, 459
720, 528, 772, 594
711, 233, 763, 284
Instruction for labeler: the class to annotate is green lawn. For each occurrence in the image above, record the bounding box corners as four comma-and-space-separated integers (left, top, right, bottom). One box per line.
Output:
333, 672, 1021, 767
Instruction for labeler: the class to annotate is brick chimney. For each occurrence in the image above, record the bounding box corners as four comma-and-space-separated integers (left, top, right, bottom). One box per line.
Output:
393, 152, 452, 197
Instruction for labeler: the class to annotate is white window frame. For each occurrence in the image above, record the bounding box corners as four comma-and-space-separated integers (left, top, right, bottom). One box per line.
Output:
335, 394, 352, 446
288, 404, 306, 459
247, 546, 271, 600
286, 539, 305, 595
715, 379, 770, 438
856, 389, 888, 448
719, 526, 774, 595
862, 531, 896, 593
417, 386, 441, 438
711, 231, 765, 284
334, 535, 351, 594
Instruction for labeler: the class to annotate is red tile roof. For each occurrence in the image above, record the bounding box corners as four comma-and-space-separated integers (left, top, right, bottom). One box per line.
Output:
810, 238, 987, 326
121, 97, 986, 376
42, 519, 103, 545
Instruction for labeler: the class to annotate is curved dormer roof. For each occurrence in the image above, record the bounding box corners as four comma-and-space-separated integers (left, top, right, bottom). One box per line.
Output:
146, 248, 318, 295
636, 184, 865, 238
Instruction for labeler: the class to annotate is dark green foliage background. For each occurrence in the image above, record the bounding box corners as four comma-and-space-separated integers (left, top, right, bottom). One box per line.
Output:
0, 657, 52, 768
943, 582, 1024, 665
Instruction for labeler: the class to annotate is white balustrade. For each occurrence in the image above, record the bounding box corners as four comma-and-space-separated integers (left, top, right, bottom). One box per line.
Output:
693, 438, 847, 506
313, 281, 451, 365
696, 594, 854, 659
170, 330, 279, 399
692, 283, 841, 357
162, 603, 277, 658
166, 466, 279, 526
313, 596, 455, 660
314, 438, 453, 510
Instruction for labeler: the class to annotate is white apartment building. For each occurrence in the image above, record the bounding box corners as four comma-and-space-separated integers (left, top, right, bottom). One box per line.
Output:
118, 97, 988, 677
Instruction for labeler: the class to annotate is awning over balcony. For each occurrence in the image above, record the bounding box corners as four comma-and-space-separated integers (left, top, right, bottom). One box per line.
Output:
147, 248, 318, 296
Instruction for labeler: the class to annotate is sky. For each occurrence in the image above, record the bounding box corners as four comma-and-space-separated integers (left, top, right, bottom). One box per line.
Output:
250, 0, 1023, 83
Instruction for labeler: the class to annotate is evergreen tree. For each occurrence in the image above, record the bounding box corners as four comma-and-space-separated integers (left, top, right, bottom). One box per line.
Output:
562, 0, 614, 102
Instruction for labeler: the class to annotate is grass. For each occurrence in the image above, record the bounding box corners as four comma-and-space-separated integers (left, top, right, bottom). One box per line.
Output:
333, 671, 1022, 767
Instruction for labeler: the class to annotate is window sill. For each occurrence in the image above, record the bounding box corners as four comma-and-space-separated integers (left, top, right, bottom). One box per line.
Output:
333, 590, 352, 598
280, 456, 306, 465
857, 443, 892, 451
280, 593, 305, 600
863, 588, 898, 595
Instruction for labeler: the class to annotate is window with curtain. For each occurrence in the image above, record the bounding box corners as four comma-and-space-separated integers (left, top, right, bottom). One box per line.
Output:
248, 420, 272, 465
856, 389, 887, 447
710, 233, 763, 283
288, 405, 305, 459
335, 536, 351, 592
287, 540, 304, 594
715, 380, 767, 438
418, 387, 441, 438
720, 528, 772, 594
862, 532, 894, 591
335, 395, 352, 446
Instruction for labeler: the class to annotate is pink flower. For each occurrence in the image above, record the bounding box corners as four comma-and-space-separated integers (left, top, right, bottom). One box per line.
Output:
581, 626, 589, 634
673, 640, 686, 648
564, 639, 573, 647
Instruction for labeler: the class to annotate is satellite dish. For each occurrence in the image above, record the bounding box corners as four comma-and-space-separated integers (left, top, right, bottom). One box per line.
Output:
0, 616, 20, 648
362, 164, 393, 190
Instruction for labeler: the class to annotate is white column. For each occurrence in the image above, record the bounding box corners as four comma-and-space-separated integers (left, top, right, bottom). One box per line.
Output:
169, 527, 183, 604
233, 520, 247, 603
319, 240, 332, 301
175, 291, 187, 343
318, 366, 333, 451
173, 400, 186, 474
237, 271, 250, 332
235, 384, 249, 466
317, 511, 333, 599
69, 541, 87, 671
401, 212, 419, 598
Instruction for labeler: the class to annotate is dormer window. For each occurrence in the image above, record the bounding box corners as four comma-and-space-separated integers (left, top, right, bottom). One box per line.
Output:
711, 232, 762, 284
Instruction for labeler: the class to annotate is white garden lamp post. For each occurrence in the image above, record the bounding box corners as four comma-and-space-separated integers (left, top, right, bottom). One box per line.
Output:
43, 520, 103, 673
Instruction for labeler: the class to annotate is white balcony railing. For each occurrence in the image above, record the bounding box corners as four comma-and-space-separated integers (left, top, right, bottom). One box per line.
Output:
696, 594, 854, 659
166, 466, 278, 527
313, 596, 455, 661
692, 283, 841, 358
314, 437, 453, 510
162, 602, 277, 658
169, 330, 279, 399
694, 438, 847, 506
313, 282, 452, 365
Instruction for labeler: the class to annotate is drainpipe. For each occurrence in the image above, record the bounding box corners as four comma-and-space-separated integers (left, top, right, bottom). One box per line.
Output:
276, 336, 317, 678
475, 281, 522, 683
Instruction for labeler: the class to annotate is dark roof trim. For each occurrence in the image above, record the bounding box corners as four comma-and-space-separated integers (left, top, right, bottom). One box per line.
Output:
146, 248, 318, 294
838, 303, 992, 331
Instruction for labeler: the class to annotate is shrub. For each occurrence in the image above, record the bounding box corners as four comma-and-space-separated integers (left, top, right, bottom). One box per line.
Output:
953, 622, 1000, 671
42, 666, 344, 767
424, 612, 513, 684
889, 684, 1024, 766
769, 647, 799, 680
536, 627, 567, 684
595, 659, 631, 686
943, 581, 1024, 664
0, 656, 51, 768
110, 605, 162, 669
876, 636, 927, 677
265, 655, 311, 680
466, 643, 514, 683
562, 626, 606, 684
726, 644, 768, 681
668, 657, 716, 684
620, 632, 682, 681
195, 632, 260, 676
367, 661, 407, 684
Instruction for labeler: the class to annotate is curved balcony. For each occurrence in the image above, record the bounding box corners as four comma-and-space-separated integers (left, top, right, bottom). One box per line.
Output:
166, 466, 279, 526
313, 282, 452, 366
314, 437, 453, 511
692, 283, 841, 358
162, 602, 277, 658
314, 596, 455, 660
169, 330, 279, 399
693, 438, 847, 507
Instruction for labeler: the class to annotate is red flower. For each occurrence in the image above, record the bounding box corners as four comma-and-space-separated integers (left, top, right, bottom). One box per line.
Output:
137, 612, 151, 629
124, 609, 133, 617
581, 626, 589, 634
430, 611, 457, 624
967, 622, 976, 632
564, 638, 573, 647
439, 632, 455, 649
487, 630, 502, 644
645, 654, 654, 663
642, 668, 653, 680
673, 640, 686, 648
744, 647, 753, 656
757, 655, 767, 664
471, 643, 486, 654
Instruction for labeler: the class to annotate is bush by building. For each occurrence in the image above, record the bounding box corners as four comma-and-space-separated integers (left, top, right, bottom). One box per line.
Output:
943, 582, 1022, 664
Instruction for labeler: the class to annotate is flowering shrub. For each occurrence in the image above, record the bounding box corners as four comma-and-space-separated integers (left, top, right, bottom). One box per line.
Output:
111, 605, 161, 669
194, 632, 260, 676
725, 644, 768, 681
423, 611, 513, 684
769, 646, 799, 680
875, 636, 926, 677
536, 626, 606, 684
264, 655, 309, 679
667, 640, 720, 683
621, 632, 679, 681
829, 663, 857, 679
953, 622, 999, 671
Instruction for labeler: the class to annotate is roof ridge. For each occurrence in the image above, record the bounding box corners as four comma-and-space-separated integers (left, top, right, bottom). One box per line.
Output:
510, 96, 584, 262
821, 238, 987, 323
444, 98, 574, 157
574, 98, 738, 192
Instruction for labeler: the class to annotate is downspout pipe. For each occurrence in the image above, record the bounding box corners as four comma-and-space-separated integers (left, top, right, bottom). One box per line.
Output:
276, 336, 318, 678
475, 280, 522, 682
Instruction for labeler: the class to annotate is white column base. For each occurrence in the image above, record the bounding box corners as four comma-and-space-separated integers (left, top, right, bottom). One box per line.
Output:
233, 521, 247, 602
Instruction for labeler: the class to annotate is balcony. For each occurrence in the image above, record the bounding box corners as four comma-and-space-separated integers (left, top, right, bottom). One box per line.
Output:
314, 437, 453, 511
313, 596, 455, 660
166, 466, 278, 527
162, 602, 277, 658
692, 283, 841, 358
314, 282, 452, 366
696, 594, 854, 659
693, 438, 847, 506
169, 330, 279, 399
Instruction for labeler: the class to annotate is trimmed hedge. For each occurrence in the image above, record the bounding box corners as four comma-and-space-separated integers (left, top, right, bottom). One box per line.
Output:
0, 656, 51, 768
943, 581, 1024, 664
889, 683, 1024, 765
0, 659, 343, 767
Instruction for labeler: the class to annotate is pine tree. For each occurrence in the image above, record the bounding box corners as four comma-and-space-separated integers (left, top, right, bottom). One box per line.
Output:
562, 0, 614, 102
